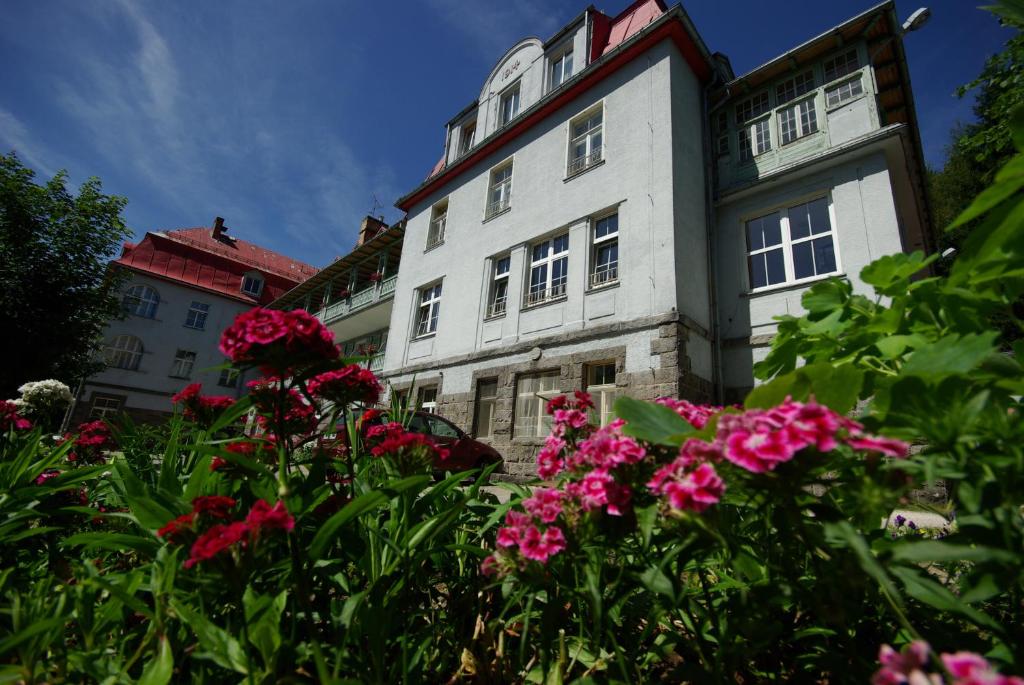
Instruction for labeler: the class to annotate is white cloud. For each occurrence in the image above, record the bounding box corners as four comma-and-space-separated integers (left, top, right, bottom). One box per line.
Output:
0, 107, 58, 179
423, 0, 562, 61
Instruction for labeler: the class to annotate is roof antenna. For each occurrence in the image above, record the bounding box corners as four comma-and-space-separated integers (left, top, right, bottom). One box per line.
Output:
370, 193, 384, 221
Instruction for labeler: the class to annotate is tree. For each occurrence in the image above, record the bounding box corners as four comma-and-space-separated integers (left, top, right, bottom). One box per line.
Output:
0, 152, 131, 397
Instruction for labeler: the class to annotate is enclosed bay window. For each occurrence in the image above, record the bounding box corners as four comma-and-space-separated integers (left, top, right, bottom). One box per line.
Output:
414, 282, 443, 337
122, 284, 159, 318
586, 362, 619, 426
746, 196, 838, 291
825, 77, 864, 107
738, 118, 771, 162
105, 334, 143, 371
735, 92, 770, 124
590, 213, 619, 288
486, 161, 513, 218
549, 48, 573, 90
778, 97, 818, 145
499, 83, 521, 125
170, 349, 197, 379
823, 49, 860, 83
776, 70, 815, 104
427, 200, 447, 249
567, 106, 603, 175
514, 371, 560, 439
526, 233, 569, 307
487, 255, 511, 318
184, 301, 209, 330
473, 378, 498, 439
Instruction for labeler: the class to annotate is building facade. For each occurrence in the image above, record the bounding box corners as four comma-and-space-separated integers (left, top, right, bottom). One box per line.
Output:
72, 218, 318, 424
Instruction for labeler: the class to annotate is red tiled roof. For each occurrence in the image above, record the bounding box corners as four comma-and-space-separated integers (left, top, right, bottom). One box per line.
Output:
114, 225, 317, 306
600, 0, 665, 57
426, 155, 446, 180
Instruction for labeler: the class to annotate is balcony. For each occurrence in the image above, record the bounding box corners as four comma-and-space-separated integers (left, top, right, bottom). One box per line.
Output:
523, 281, 567, 308
485, 191, 511, 220
589, 261, 618, 289
485, 296, 507, 319
566, 145, 603, 177
319, 274, 398, 325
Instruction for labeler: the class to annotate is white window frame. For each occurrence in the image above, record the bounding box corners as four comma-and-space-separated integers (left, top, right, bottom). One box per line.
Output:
473, 378, 499, 439
744, 195, 842, 293
778, 95, 818, 146
486, 255, 511, 318
586, 362, 619, 426
218, 366, 240, 388
525, 233, 569, 307
566, 104, 604, 176
170, 349, 197, 379
825, 75, 865, 108
735, 91, 770, 125
458, 120, 476, 157
122, 284, 159, 318
417, 386, 438, 414
499, 82, 521, 126
427, 200, 447, 250
89, 394, 123, 419
184, 301, 210, 330
590, 213, 619, 289
514, 371, 560, 439
775, 70, 815, 105
105, 334, 143, 370
738, 117, 771, 163
414, 282, 443, 338
823, 48, 860, 84
241, 272, 264, 297
548, 46, 573, 91
485, 160, 513, 218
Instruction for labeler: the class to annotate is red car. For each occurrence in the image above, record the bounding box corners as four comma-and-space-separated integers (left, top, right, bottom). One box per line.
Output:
345, 408, 502, 474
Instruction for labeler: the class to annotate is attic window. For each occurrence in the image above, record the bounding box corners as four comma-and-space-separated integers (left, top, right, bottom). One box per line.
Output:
241, 273, 264, 297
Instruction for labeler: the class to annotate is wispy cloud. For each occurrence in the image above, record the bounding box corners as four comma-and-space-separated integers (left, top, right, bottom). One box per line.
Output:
423, 0, 562, 60
0, 107, 58, 179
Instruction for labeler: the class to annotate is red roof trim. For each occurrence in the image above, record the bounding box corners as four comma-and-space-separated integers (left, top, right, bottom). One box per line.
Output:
397, 10, 711, 212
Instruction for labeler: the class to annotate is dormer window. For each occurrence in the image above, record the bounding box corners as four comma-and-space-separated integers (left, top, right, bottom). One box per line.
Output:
459, 120, 476, 157
241, 272, 264, 298
549, 48, 573, 91
499, 83, 521, 126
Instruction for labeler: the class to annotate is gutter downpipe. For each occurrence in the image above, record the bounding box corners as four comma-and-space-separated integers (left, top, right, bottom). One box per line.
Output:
704, 77, 728, 405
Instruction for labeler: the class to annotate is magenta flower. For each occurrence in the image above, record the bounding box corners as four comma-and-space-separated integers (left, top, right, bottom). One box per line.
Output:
523, 488, 565, 523
847, 435, 909, 458
648, 461, 724, 513
655, 397, 721, 429
519, 524, 566, 562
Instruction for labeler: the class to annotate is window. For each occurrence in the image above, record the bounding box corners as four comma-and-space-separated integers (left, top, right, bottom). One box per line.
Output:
526, 233, 569, 307
499, 83, 520, 125
746, 196, 838, 290
105, 334, 143, 370
735, 92, 770, 125
487, 255, 511, 318
184, 301, 210, 330
826, 77, 864, 107
486, 162, 513, 218
549, 49, 573, 90
427, 201, 447, 249
473, 378, 498, 439
122, 284, 159, 318
425, 413, 460, 438
241, 273, 264, 297
514, 371, 560, 439
590, 213, 619, 288
218, 366, 239, 388
567, 106, 603, 176
415, 282, 442, 337
824, 49, 859, 83
89, 394, 123, 419
776, 71, 815, 105
170, 349, 197, 379
417, 386, 438, 414
586, 363, 619, 426
738, 118, 771, 162
459, 121, 476, 157
778, 97, 818, 145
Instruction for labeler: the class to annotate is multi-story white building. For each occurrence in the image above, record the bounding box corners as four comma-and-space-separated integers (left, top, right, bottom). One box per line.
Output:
297, 0, 932, 480
73, 218, 318, 423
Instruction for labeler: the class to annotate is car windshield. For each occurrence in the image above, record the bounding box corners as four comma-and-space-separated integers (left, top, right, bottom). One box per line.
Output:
426, 414, 460, 438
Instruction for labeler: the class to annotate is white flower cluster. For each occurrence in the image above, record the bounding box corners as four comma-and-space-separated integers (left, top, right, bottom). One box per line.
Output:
17, 379, 73, 411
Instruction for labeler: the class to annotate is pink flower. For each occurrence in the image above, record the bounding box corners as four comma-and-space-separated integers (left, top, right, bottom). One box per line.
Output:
34, 469, 60, 486
722, 428, 796, 473
307, 365, 382, 407
184, 521, 250, 568
573, 390, 595, 410
1, 400, 33, 431
847, 435, 909, 458
655, 397, 720, 429
872, 642, 932, 685
566, 469, 632, 516
545, 395, 568, 415
648, 461, 724, 513
523, 488, 565, 524
245, 499, 295, 533
536, 442, 566, 480
569, 420, 645, 470
519, 524, 566, 562
191, 495, 236, 519
496, 510, 532, 548
365, 421, 449, 464
158, 513, 195, 544
220, 308, 339, 369
553, 408, 589, 431
173, 383, 236, 425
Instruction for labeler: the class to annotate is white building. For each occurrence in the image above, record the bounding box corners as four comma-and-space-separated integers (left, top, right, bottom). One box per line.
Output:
288, 0, 932, 480
74, 218, 318, 423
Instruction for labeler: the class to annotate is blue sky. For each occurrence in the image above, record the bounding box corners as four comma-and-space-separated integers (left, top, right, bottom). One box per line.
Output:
0, 1, 1013, 268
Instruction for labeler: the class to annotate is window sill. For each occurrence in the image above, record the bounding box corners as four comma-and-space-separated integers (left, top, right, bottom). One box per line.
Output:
586, 279, 620, 294
424, 240, 445, 253
411, 332, 437, 342
483, 311, 506, 322
779, 129, 824, 148
742, 272, 845, 298
563, 158, 605, 182
521, 294, 567, 312
825, 92, 867, 114
483, 207, 511, 224
183, 325, 206, 331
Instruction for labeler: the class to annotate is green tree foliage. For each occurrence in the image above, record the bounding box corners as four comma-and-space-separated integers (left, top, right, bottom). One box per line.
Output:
0, 152, 131, 397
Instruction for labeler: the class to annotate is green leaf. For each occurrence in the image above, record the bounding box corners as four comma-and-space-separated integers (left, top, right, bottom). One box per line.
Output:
170, 600, 249, 674
639, 565, 675, 600
801, 278, 851, 313
889, 567, 1003, 632
860, 251, 935, 295
613, 396, 695, 446
890, 541, 1015, 565
901, 332, 1000, 383
745, 362, 863, 413
824, 522, 903, 611
138, 635, 173, 685
244, 588, 287, 667
62, 532, 160, 557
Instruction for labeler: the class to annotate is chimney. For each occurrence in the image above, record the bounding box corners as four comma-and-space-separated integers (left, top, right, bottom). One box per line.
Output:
212, 216, 227, 240
356, 215, 388, 247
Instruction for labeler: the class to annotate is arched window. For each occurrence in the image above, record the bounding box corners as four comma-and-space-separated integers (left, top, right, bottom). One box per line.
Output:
105, 334, 143, 370
122, 284, 160, 318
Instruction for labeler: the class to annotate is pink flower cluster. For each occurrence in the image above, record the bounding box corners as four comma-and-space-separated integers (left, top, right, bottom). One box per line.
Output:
1, 401, 32, 431
172, 383, 236, 426
655, 397, 721, 430
307, 364, 382, 407
485, 492, 568, 574
873, 641, 1023, 685
247, 379, 319, 437
364, 421, 449, 465
219, 308, 339, 370
158, 497, 294, 569
647, 441, 725, 513
66, 420, 115, 465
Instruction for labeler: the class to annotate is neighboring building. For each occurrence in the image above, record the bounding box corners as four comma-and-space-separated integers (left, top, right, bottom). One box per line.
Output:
72, 218, 318, 424
374, 0, 931, 480
271, 215, 404, 375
